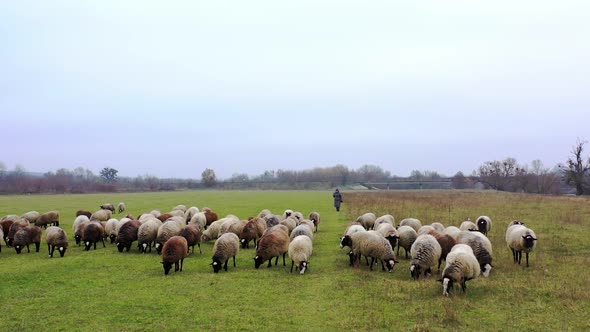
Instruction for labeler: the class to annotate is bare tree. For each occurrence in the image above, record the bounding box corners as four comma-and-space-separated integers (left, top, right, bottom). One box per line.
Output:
562, 139, 590, 195
476, 157, 522, 191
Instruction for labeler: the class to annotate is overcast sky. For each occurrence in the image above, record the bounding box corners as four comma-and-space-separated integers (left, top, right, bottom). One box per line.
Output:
1, 1, 588, 179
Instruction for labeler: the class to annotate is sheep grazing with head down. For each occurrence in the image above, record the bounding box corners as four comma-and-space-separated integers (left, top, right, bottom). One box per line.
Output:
289, 235, 313, 274
204, 209, 219, 227
138, 219, 162, 253
409, 234, 442, 280
21, 211, 40, 224
180, 224, 202, 254
91, 209, 112, 222
254, 225, 290, 269
173, 205, 187, 212
374, 214, 395, 230
400, 218, 422, 233
100, 203, 115, 213
36, 211, 60, 228
374, 222, 399, 250
280, 217, 297, 235
184, 207, 199, 224
73, 216, 90, 246
239, 217, 266, 249
13, 226, 42, 254
460, 219, 478, 231
1, 217, 16, 245
426, 229, 457, 271
290, 224, 314, 241
308, 212, 321, 232
116, 220, 141, 253
341, 231, 397, 272
8, 219, 30, 247
117, 202, 126, 214
161, 236, 188, 275
444, 226, 461, 240
104, 218, 119, 244
506, 222, 537, 267
189, 212, 207, 230
211, 233, 240, 273
456, 231, 493, 277
356, 213, 377, 230
46, 226, 68, 258
82, 221, 106, 251
155, 220, 183, 254
439, 244, 481, 296
75, 210, 92, 218
397, 225, 418, 259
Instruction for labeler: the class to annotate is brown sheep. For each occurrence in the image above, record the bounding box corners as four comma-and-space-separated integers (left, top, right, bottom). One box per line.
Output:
204, 209, 219, 227
82, 222, 106, 251
161, 236, 188, 275
46, 226, 69, 257
427, 229, 457, 271
13, 226, 42, 254
7, 220, 29, 247
156, 213, 174, 223
75, 210, 92, 218
180, 224, 202, 254
254, 227, 290, 269
36, 211, 60, 228
116, 220, 141, 253
21, 211, 40, 224
1, 218, 15, 245
239, 217, 266, 249
100, 203, 115, 213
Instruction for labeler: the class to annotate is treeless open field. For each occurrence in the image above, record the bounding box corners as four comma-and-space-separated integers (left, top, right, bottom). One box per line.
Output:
0, 190, 588, 331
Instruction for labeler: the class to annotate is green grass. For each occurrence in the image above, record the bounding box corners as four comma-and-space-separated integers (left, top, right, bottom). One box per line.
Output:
0, 190, 589, 331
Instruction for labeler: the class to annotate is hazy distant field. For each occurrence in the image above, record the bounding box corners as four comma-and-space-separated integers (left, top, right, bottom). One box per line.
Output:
0, 190, 589, 331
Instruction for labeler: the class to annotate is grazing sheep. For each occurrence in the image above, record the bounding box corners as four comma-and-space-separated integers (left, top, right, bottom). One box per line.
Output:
180, 224, 202, 254
90, 209, 112, 222
13, 226, 42, 254
204, 209, 219, 227
73, 217, 90, 246
344, 224, 366, 237
117, 202, 126, 214
299, 219, 315, 231
399, 218, 422, 232
239, 217, 266, 249
292, 212, 304, 223
430, 222, 445, 233
341, 231, 397, 271
161, 236, 188, 275
283, 209, 294, 219
184, 207, 199, 224
211, 233, 240, 273
75, 210, 92, 218
375, 223, 399, 250
444, 226, 461, 240
201, 219, 226, 243
308, 211, 321, 232
397, 225, 418, 259
409, 234, 442, 280
220, 218, 248, 237
155, 220, 183, 254
7, 219, 30, 247
374, 214, 395, 229
138, 219, 163, 253
189, 212, 207, 229
100, 203, 115, 213
460, 220, 478, 231
258, 209, 272, 219
149, 210, 162, 218
254, 226, 290, 268
156, 213, 174, 223
46, 226, 68, 258
439, 244, 481, 296
474, 215, 492, 235
82, 222, 106, 251
167, 210, 186, 218
116, 220, 141, 252
417, 225, 436, 236
279, 217, 297, 235
105, 218, 119, 244
356, 213, 377, 230
36, 211, 60, 228
506, 224, 537, 267
290, 224, 314, 241
172, 205, 187, 212
427, 229, 457, 271
21, 211, 40, 224
1, 218, 16, 245
456, 231, 493, 277
289, 235, 313, 274
263, 214, 281, 228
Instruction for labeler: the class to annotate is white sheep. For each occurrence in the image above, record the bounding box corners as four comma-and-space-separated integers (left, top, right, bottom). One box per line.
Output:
439, 244, 481, 296
172, 205, 187, 212
506, 224, 538, 267
117, 202, 126, 214
105, 218, 119, 244
290, 224, 314, 241
399, 218, 422, 232
456, 231, 493, 277
211, 233, 240, 273
356, 213, 377, 230
459, 220, 478, 231
283, 209, 294, 219
308, 211, 321, 232
184, 207, 200, 224
189, 212, 207, 229
409, 234, 442, 280
397, 225, 418, 259
289, 235, 313, 274
374, 223, 399, 250
155, 220, 183, 254
344, 224, 366, 237
443, 226, 461, 240
138, 219, 163, 253
476, 216, 492, 235
345, 231, 397, 272
374, 214, 395, 229
417, 225, 436, 236
430, 222, 445, 232
45, 226, 68, 258
90, 209, 112, 222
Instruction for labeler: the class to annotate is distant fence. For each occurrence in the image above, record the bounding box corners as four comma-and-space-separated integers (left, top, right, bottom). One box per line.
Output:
364, 178, 453, 190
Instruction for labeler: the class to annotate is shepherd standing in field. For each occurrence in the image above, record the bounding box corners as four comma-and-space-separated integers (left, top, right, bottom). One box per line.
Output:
333, 188, 343, 212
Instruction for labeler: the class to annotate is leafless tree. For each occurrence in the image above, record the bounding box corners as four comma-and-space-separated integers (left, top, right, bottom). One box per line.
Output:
561, 139, 590, 195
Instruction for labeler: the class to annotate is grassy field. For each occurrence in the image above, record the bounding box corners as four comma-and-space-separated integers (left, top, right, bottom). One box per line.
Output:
0, 190, 589, 331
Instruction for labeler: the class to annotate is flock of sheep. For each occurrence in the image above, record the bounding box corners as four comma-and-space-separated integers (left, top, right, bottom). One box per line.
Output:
0, 203, 320, 276
340, 213, 538, 296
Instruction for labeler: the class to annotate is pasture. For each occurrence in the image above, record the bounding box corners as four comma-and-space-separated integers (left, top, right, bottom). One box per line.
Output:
0, 190, 589, 331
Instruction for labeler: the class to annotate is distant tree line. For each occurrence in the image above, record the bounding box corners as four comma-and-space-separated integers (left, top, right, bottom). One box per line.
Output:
1, 139, 588, 195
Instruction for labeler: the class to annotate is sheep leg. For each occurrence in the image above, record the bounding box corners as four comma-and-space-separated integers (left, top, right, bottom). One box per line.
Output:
274, 256, 279, 266
198, 243, 202, 254
35, 242, 40, 252
224, 259, 228, 271
50, 245, 55, 257
438, 258, 442, 271
174, 261, 179, 272
290, 260, 295, 273
517, 251, 522, 265
397, 244, 400, 257
511, 248, 517, 264
101, 238, 106, 248
369, 257, 375, 271
526, 252, 530, 267
267, 259, 273, 268
94, 242, 97, 250
179, 258, 184, 272
283, 253, 286, 266
47, 244, 51, 256
26, 244, 30, 253
233, 255, 236, 267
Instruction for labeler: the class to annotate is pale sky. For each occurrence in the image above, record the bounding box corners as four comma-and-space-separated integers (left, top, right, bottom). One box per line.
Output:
1, 1, 588, 179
